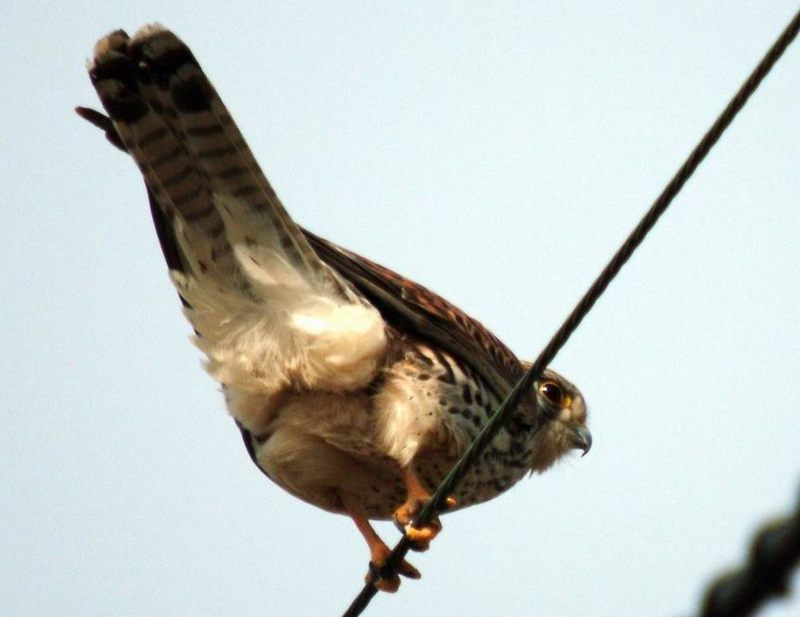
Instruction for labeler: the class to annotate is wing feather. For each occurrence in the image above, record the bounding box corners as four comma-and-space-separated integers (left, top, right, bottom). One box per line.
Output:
303, 229, 524, 399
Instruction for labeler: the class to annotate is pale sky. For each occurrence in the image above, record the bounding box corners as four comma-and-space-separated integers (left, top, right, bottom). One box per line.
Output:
2, 3, 799, 616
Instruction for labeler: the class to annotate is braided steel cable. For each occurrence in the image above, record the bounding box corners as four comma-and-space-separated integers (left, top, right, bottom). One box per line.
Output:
342, 8, 800, 617
699, 488, 800, 617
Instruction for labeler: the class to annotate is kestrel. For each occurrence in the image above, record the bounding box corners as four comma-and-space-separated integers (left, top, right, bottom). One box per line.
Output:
79, 25, 591, 592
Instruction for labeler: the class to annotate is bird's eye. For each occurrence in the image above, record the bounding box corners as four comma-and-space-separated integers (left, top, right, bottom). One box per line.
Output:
538, 381, 563, 406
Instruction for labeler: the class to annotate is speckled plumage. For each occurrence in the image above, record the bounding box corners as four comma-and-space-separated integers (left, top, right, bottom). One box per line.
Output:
81, 24, 590, 590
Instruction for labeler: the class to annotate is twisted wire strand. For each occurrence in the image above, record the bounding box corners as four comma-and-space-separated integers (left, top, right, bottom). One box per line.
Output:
342, 8, 800, 617
699, 487, 800, 617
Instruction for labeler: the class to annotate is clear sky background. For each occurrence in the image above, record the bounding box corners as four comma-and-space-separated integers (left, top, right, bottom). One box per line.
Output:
2, 2, 799, 616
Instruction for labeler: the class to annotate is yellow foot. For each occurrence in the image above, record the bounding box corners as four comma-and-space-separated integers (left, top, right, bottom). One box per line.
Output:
366, 545, 421, 593
344, 503, 422, 593
393, 495, 457, 551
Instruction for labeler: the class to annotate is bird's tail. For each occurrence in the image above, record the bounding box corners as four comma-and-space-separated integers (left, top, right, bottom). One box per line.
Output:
82, 26, 386, 416
87, 25, 335, 295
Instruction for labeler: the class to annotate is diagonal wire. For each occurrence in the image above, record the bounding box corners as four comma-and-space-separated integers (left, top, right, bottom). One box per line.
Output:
698, 486, 800, 617
342, 8, 800, 617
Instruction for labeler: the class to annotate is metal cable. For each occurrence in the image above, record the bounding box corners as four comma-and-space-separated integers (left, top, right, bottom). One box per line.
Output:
342, 8, 800, 617
699, 487, 800, 617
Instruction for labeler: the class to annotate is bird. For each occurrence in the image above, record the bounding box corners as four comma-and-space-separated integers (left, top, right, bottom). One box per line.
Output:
78, 24, 591, 592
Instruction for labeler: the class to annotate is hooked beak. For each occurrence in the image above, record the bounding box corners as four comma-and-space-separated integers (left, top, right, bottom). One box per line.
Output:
569, 426, 592, 457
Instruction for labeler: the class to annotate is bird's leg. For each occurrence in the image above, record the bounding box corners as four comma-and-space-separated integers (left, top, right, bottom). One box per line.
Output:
344, 502, 420, 593
392, 465, 457, 551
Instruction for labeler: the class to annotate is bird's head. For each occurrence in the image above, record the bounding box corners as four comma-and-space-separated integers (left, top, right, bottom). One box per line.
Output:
526, 367, 590, 473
